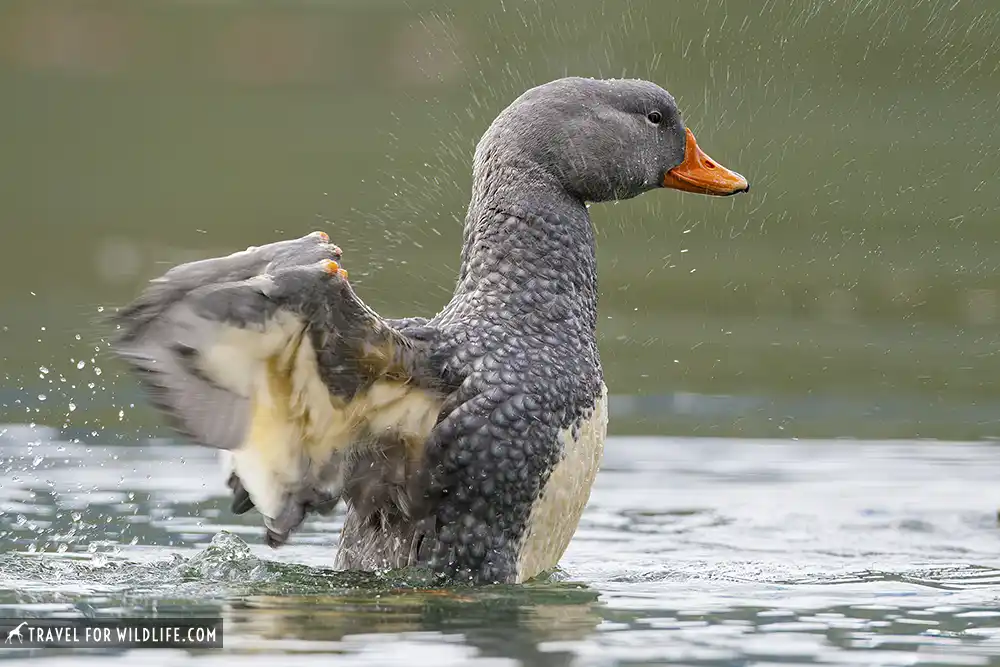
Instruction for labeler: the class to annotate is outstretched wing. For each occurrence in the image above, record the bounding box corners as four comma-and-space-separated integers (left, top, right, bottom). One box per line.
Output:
111, 232, 438, 546
113, 232, 339, 450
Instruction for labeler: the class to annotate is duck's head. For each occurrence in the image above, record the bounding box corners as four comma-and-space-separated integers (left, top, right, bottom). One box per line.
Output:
474, 76, 749, 204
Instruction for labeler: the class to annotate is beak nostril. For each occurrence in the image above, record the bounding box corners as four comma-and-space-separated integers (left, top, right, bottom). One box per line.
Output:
705, 161, 716, 169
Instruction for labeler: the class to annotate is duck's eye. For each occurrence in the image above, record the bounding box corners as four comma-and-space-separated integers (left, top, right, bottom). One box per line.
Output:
646, 111, 663, 125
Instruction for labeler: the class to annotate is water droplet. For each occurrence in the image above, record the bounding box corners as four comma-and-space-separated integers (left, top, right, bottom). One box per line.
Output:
68, 403, 76, 412
94, 367, 102, 376
38, 394, 46, 401
39, 366, 49, 375
77, 361, 86, 370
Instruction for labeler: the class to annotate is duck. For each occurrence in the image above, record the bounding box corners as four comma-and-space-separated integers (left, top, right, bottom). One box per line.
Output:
111, 77, 749, 585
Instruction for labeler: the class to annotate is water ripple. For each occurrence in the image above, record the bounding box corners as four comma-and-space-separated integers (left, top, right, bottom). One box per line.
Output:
3, 430, 1000, 664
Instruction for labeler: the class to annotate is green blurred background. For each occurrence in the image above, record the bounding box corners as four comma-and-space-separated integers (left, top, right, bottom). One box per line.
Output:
1, 0, 998, 440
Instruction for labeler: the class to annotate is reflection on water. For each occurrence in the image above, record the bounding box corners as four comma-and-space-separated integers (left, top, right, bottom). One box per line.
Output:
3, 427, 1000, 665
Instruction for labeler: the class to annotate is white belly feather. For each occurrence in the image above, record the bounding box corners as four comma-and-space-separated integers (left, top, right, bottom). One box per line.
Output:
516, 385, 608, 582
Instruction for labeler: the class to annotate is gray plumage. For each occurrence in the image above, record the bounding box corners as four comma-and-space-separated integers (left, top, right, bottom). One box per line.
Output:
112, 77, 749, 583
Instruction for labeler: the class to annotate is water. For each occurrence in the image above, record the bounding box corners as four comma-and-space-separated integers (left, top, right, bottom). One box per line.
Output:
3, 426, 1000, 665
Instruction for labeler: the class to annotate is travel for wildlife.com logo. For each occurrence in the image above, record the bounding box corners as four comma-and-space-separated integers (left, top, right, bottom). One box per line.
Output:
1, 617, 223, 649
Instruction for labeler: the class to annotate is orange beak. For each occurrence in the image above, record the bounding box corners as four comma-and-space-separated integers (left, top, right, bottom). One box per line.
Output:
662, 128, 749, 196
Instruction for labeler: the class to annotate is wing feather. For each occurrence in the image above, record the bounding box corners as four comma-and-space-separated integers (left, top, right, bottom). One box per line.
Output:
114, 278, 290, 450
111, 233, 438, 548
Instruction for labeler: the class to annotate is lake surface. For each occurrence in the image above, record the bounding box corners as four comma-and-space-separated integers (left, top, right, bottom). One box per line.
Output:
3, 427, 1000, 665
2, 0, 1000, 441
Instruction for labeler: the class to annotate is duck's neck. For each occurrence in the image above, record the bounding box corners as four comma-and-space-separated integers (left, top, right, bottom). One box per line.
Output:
441, 159, 598, 335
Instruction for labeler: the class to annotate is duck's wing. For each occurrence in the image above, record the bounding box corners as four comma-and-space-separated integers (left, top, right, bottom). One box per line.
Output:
111, 232, 436, 546
112, 232, 342, 451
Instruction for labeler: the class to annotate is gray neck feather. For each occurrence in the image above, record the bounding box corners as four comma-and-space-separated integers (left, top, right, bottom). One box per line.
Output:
440, 143, 598, 336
